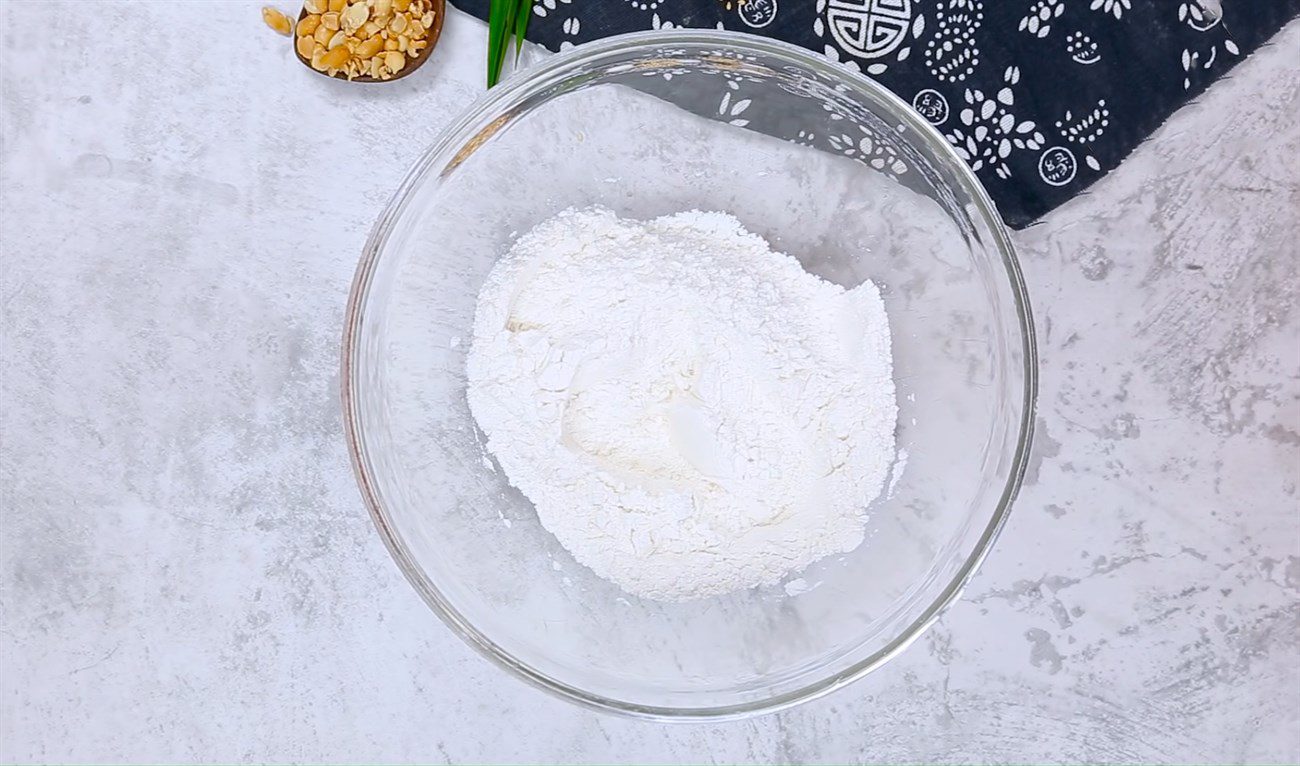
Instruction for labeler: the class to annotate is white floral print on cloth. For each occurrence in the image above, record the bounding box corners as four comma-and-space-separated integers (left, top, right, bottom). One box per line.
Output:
1089, 0, 1129, 21
452, 0, 1299, 227
945, 66, 1045, 180
828, 125, 910, 175
1019, 0, 1064, 38
923, 0, 981, 83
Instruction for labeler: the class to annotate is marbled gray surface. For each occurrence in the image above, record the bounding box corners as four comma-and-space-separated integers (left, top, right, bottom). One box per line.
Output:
1, 3, 1297, 763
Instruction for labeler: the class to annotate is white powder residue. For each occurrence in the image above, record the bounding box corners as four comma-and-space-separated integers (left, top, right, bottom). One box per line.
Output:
886, 447, 909, 499
783, 577, 812, 596
466, 207, 897, 601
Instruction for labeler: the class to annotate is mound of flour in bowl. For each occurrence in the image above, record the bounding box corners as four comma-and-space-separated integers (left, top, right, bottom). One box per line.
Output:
466, 207, 896, 601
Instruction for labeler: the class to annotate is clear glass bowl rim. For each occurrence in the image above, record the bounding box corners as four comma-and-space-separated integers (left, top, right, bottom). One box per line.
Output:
341, 29, 1039, 721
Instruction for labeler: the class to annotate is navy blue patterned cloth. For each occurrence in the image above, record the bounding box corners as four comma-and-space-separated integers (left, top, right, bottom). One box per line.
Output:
450, 0, 1298, 228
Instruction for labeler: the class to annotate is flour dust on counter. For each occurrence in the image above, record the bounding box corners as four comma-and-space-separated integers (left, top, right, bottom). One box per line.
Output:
466, 207, 897, 601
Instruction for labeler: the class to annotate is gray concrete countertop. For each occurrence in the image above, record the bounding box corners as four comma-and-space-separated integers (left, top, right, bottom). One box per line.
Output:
1, 3, 1296, 763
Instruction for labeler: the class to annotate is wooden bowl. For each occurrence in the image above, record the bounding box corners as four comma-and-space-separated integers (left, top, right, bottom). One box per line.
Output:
293, 0, 445, 82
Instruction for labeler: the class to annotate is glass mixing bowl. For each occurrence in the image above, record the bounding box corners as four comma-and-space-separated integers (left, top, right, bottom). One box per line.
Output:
343, 30, 1036, 719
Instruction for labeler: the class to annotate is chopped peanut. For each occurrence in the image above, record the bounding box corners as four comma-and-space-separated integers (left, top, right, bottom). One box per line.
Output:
341, 1, 369, 33
355, 35, 384, 58
297, 13, 321, 35
276, 0, 436, 79
321, 45, 350, 70
262, 6, 294, 35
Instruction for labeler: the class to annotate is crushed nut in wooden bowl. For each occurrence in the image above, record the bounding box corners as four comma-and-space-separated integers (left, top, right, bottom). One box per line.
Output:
262, 0, 444, 82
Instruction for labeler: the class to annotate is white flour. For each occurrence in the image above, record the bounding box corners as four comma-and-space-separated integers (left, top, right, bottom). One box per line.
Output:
466, 208, 897, 601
